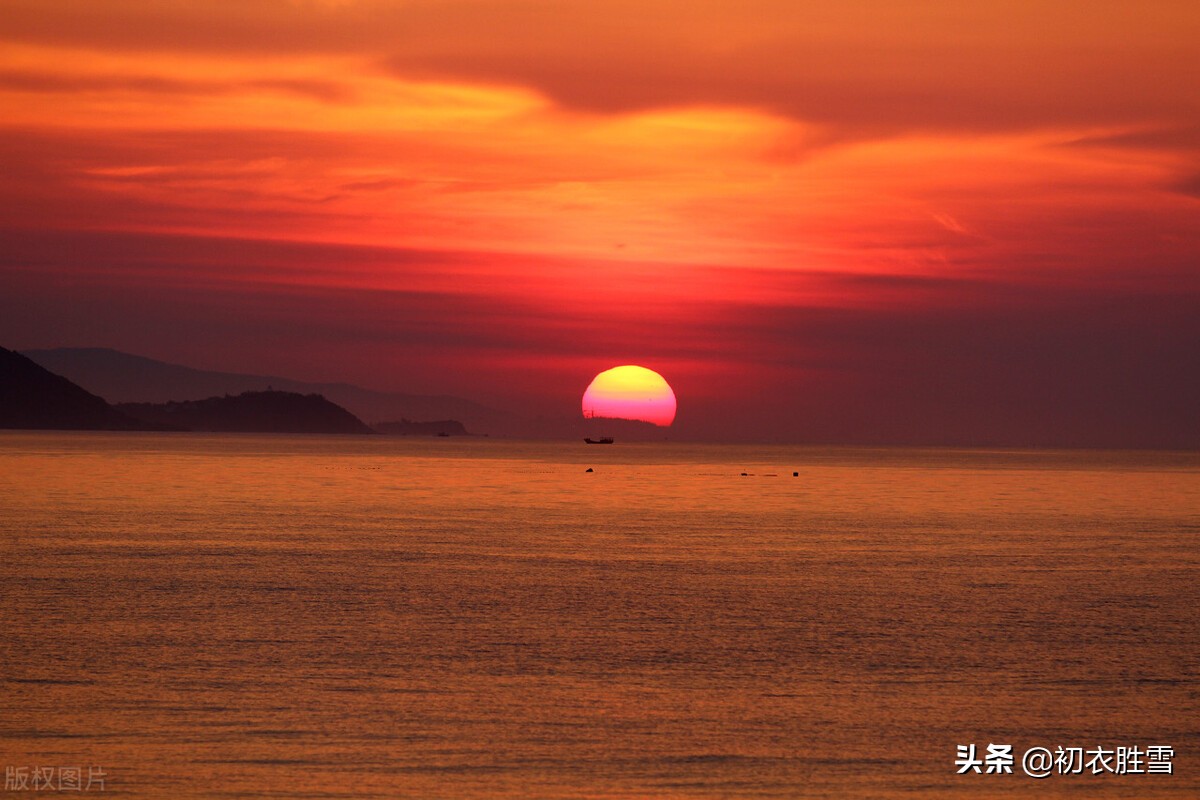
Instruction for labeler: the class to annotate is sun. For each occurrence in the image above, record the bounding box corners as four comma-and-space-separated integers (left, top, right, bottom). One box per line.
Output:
582, 365, 677, 426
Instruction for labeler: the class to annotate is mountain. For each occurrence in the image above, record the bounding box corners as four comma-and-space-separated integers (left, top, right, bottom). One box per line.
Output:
116, 391, 374, 434
23, 348, 518, 435
0, 346, 145, 430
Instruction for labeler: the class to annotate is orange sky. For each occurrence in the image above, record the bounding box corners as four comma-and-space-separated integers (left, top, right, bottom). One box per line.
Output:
1, 1, 1198, 445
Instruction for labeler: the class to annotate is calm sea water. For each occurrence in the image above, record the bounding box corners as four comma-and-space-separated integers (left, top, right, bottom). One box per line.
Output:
1, 432, 1197, 798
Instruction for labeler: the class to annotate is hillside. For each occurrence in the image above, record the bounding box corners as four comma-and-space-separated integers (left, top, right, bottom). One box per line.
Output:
0, 346, 147, 430
116, 390, 374, 434
23, 348, 517, 434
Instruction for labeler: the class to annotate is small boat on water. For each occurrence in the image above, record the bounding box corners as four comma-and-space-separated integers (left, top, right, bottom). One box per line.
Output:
582, 407, 613, 444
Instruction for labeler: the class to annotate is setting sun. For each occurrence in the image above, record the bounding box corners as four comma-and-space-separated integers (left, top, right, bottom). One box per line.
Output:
582, 365, 677, 426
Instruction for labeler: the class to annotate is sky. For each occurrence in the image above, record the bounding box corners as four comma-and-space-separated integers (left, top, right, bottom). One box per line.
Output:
1, 1, 1198, 446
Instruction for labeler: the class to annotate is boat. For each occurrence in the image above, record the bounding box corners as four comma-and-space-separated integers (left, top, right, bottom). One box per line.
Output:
584, 437, 614, 445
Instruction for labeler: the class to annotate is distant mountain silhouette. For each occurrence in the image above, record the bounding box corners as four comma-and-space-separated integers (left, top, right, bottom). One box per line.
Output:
116, 390, 374, 434
0, 346, 145, 430
23, 348, 517, 435
375, 419, 470, 436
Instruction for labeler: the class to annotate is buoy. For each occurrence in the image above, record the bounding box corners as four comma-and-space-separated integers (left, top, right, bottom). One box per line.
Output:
585, 467, 594, 473
793, 472, 799, 477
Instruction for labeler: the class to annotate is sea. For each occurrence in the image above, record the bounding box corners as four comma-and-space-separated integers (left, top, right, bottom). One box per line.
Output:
1, 432, 1197, 798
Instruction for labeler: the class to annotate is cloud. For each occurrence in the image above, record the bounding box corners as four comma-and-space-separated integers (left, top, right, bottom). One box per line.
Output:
1169, 173, 1200, 200
0, 69, 352, 102
1, 1, 1196, 138
1061, 124, 1200, 152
